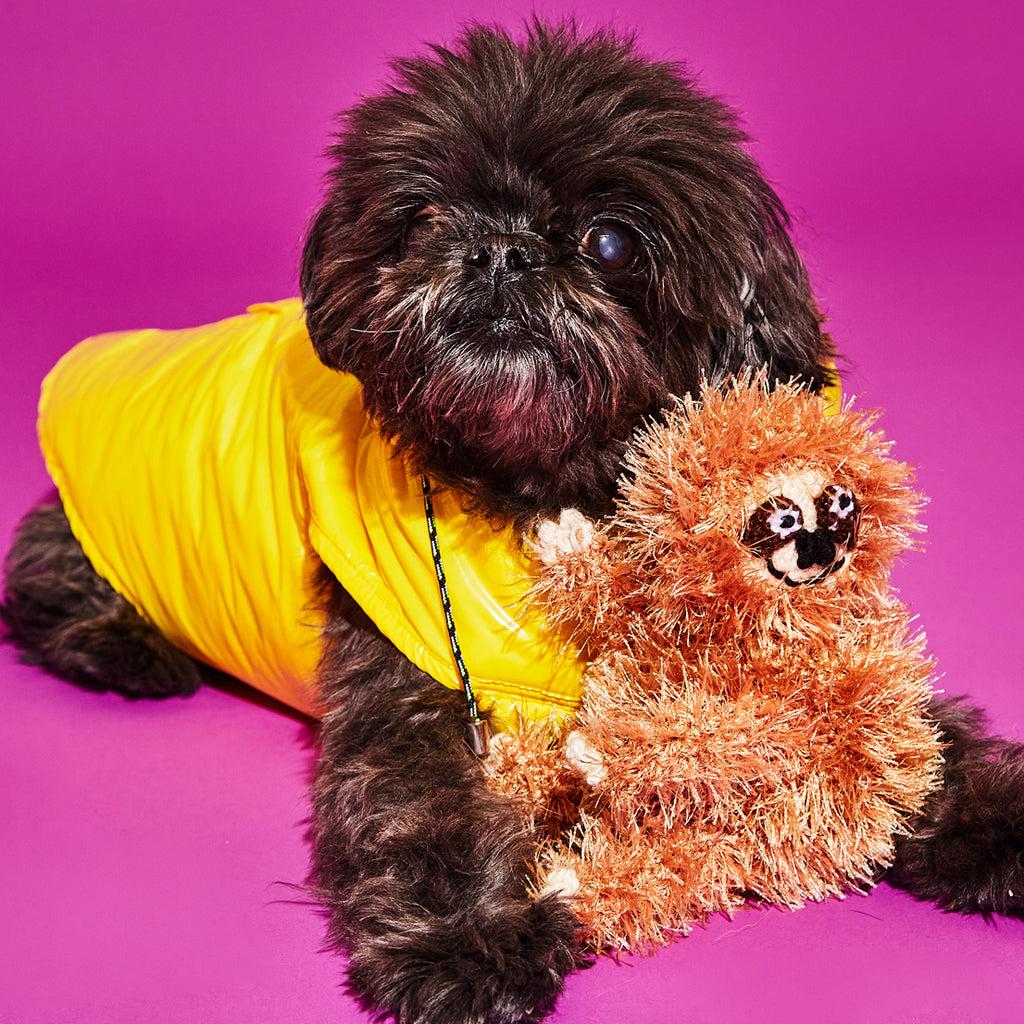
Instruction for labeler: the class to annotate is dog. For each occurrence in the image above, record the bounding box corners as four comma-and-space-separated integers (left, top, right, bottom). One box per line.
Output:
4, 22, 1024, 1024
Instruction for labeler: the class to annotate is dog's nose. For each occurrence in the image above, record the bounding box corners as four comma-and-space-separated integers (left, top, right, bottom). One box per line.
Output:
463, 235, 545, 280
794, 529, 838, 570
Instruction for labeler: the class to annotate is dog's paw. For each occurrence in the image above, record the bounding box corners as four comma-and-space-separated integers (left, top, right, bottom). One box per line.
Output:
346, 894, 587, 1024
530, 510, 595, 566
889, 745, 1024, 920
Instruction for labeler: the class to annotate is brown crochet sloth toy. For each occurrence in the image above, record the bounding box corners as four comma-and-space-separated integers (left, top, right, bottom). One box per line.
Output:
485, 376, 944, 952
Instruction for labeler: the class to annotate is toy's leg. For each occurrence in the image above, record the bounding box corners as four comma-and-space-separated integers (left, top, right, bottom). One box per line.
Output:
311, 576, 588, 1024
2, 501, 207, 699
886, 696, 1024, 919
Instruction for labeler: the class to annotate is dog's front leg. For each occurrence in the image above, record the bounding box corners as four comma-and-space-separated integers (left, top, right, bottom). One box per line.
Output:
309, 586, 587, 1024
886, 696, 1024, 919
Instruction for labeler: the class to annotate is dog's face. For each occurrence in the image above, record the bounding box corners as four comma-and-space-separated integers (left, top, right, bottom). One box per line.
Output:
301, 24, 833, 522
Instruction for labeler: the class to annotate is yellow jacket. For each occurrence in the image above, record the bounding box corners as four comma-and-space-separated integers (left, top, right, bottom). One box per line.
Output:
38, 299, 586, 723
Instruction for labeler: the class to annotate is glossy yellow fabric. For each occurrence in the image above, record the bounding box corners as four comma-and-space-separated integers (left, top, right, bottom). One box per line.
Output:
38, 299, 586, 723
820, 371, 842, 418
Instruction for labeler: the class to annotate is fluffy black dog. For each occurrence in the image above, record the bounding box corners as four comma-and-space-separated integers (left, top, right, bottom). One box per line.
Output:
4, 23, 1024, 1024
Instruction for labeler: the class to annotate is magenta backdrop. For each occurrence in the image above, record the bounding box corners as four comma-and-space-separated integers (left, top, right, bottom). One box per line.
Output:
2, 1, 1023, 1022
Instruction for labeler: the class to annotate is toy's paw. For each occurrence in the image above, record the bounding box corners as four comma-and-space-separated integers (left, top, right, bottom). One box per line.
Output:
346, 894, 588, 1024
531, 510, 595, 565
537, 866, 581, 900
563, 730, 607, 787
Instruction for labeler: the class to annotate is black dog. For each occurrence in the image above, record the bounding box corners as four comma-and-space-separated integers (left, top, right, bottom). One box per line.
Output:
4, 23, 1023, 1024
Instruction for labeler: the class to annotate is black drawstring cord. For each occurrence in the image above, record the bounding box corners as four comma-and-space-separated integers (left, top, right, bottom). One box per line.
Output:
421, 476, 490, 758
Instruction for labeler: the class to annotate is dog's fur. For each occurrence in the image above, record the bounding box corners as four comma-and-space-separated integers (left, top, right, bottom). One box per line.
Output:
4, 23, 1024, 1024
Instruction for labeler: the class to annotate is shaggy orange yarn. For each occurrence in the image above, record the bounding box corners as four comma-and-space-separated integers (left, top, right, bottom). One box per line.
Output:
485, 376, 944, 952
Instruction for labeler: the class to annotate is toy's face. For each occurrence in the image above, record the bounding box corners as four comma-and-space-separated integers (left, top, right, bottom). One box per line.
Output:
741, 467, 861, 587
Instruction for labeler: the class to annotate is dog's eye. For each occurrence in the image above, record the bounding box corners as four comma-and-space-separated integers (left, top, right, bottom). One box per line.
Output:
403, 207, 440, 255
581, 222, 636, 270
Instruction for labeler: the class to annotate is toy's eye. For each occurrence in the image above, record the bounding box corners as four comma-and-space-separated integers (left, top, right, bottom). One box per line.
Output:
581, 221, 637, 270
742, 497, 804, 555
768, 503, 803, 538
815, 485, 861, 549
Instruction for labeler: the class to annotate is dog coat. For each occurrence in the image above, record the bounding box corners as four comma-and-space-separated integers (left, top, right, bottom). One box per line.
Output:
38, 299, 587, 724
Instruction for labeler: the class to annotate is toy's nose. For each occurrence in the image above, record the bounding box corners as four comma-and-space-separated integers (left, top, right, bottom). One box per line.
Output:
794, 529, 838, 571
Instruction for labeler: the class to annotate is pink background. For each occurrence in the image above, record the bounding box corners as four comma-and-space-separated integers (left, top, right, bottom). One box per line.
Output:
2, 1, 1022, 1021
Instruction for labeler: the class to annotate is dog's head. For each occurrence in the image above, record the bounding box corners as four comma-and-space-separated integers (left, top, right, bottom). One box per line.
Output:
300, 23, 834, 522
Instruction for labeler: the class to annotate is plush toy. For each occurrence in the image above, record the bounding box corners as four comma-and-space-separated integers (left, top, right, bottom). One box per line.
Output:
485, 376, 944, 952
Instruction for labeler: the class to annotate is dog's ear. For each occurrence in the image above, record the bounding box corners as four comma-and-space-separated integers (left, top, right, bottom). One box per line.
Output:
728, 202, 836, 393
299, 203, 369, 373
298, 204, 330, 314
300, 205, 351, 368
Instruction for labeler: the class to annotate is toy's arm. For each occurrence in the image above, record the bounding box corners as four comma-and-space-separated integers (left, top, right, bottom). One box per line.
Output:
529, 509, 631, 650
